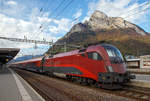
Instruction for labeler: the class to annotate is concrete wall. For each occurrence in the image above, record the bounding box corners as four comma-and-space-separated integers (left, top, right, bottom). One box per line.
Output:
126, 59, 140, 68
140, 55, 150, 68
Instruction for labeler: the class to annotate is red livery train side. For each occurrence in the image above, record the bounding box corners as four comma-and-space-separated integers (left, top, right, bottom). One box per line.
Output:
44, 45, 108, 81
12, 44, 135, 89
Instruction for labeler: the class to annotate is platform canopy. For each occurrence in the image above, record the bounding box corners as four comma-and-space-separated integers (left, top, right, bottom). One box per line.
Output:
0, 48, 20, 64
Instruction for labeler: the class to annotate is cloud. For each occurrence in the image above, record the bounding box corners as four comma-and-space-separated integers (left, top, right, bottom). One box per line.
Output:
0, 4, 72, 56
73, 9, 82, 19
0, 11, 55, 57
49, 18, 72, 34
0, 13, 53, 41
6, 1, 17, 6
84, 0, 150, 24
1, 0, 26, 19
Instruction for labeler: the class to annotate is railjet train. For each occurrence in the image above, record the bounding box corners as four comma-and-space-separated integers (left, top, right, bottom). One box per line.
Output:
11, 44, 135, 89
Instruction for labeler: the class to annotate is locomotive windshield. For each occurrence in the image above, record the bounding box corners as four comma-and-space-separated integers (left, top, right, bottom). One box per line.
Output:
103, 45, 124, 64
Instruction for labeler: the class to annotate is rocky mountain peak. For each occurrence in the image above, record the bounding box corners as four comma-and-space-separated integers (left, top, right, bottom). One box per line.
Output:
87, 10, 110, 30
91, 10, 108, 19
86, 10, 147, 35
69, 23, 87, 34
67, 10, 147, 36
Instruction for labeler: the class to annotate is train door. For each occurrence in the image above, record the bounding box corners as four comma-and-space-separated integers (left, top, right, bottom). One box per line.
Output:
41, 56, 50, 72
40, 56, 46, 72
43, 55, 54, 73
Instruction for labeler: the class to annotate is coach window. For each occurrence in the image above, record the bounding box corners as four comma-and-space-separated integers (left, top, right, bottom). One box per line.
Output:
87, 52, 102, 60
81, 53, 86, 57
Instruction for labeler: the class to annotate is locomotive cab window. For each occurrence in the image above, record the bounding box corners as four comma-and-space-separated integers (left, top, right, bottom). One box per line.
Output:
87, 52, 102, 60
103, 45, 124, 64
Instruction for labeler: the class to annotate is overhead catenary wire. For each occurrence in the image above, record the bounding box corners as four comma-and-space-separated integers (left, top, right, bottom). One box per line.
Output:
38, 0, 57, 29
124, 6, 150, 19
38, 0, 68, 32
71, 16, 81, 23
40, 0, 55, 16
54, 0, 74, 18
45, 0, 56, 14
32, 0, 79, 52
30, 0, 51, 42
35, 0, 57, 42
39, 0, 75, 33
119, 1, 150, 18
49, 0, 67, 18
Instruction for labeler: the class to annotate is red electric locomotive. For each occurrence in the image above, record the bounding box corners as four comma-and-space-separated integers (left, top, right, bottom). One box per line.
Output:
12, 44, 135, 89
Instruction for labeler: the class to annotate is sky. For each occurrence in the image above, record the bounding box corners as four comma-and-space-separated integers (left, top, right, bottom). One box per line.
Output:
0, 0, 150, 57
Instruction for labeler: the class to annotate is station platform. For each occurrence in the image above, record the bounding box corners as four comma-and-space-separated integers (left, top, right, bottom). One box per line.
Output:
128, 68, 150, 81
134, 74, 150, 81
0, 66, 45, 101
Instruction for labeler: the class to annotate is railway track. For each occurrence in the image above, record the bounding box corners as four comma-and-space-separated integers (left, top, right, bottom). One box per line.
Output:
13, 68, 84, 101
121, 86, 150, 100
13, 68, 150, 101
105, 86, 150, 101
87, 82, 150, 101
81, 82, 150, 101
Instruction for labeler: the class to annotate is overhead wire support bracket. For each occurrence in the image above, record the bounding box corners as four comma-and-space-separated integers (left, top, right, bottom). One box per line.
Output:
0, 36, 53, 45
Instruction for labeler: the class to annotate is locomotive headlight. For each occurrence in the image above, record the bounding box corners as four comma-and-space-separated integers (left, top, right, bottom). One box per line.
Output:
6, 59, 9, 62
106, 66, 114, 72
